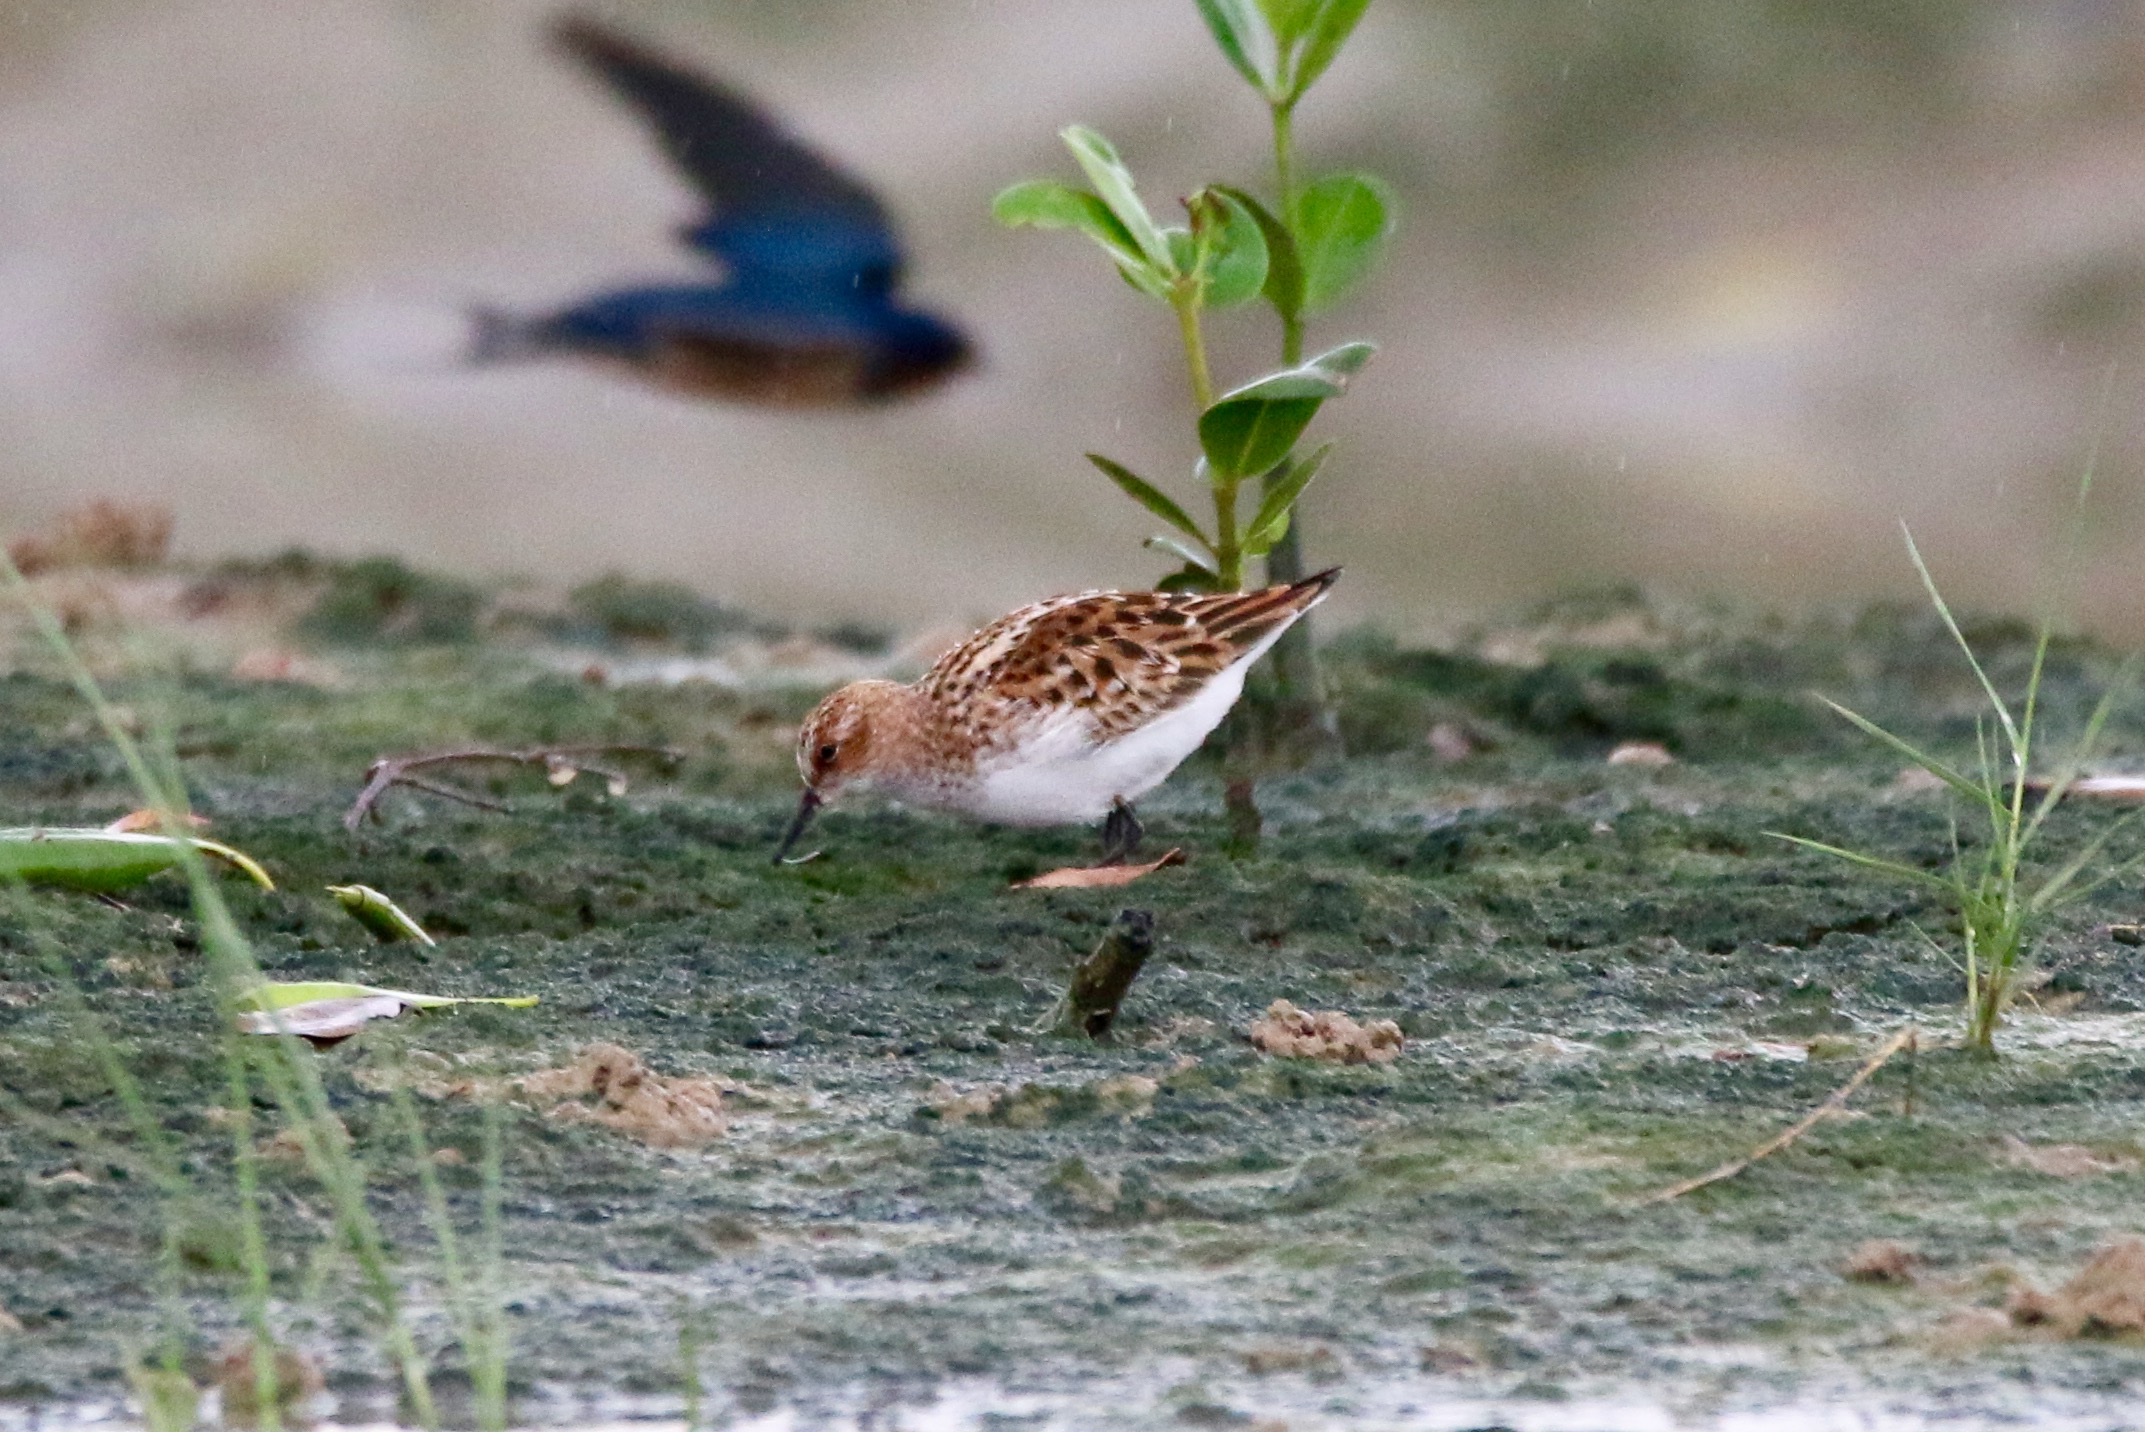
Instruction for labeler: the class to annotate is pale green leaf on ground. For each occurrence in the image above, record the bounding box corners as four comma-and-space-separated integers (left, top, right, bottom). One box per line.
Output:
328, 884, 437, 946
236, 981, 538, 1014
235, 981, 538, 1044
0, 827, 274, 893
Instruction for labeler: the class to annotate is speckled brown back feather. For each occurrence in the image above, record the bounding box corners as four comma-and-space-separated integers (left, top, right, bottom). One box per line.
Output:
922, 569, 1339, 751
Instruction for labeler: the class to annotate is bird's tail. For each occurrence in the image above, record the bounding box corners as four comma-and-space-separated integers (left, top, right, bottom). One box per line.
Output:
466, 306, 546, 364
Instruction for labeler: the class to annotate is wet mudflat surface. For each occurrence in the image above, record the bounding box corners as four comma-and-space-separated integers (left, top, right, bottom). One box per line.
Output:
4, 570, 2145, 1428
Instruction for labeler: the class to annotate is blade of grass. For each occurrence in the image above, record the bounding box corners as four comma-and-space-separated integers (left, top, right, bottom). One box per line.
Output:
5, 555, 443, 1428
1900, 527, 2022, 757
1767, 833, 1955, 891
226, 1051, 284, 1432
1816, 698, 1989, 808
391, 1083, 505, 1431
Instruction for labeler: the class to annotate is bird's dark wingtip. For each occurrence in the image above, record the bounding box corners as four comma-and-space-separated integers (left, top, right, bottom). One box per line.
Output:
549, 13, 637, 65
1298, 567, 1343, 598
549, 12, 711, 97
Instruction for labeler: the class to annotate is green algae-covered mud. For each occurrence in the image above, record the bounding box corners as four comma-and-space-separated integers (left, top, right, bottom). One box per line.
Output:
5, 569, 2145, 1428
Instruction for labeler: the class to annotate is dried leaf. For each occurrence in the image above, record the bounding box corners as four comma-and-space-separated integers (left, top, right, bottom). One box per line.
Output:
2054, 774, 2145, 801
103, 809, 209, 834
1012, 849, 1185, 889
1248, 999, 1404, 1063
234, 979, 536, 1046
237, 994, 406, 1045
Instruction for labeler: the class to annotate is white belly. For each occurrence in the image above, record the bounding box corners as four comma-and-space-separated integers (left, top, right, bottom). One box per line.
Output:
961, 634, 1279, 826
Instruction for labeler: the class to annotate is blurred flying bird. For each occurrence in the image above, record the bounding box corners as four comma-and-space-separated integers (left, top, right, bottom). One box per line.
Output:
471, 15, 973, 406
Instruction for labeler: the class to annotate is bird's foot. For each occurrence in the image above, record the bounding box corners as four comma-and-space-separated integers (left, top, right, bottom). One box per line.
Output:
1098, 798, 1144, 867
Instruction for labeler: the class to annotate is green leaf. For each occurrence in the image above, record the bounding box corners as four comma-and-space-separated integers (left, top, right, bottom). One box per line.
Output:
1285, 0, 1374, 101
1817, 697, 1992, 810
1259, 0, 1322, 46
1242, 442, 1332, 554
1060, 126, 1175, 276
1213, 185, 1303, 322
0, 826, 274, 893
1157, 563, 1224, 593
1143, 534, 1219, 576
235, 980, 539, 1014
993, 179, 1168, 297
1164, 225, 1198, 278
329, 883, 437, 946
1241, 508, 1289, 559
1766, 833, 1953, 893
1186, 189, 1269, 308
1195, 0, 1281, 95
1197, 342, 1375, 479
1087, 454, 1210, 548
1295, 171, 1395, 311
1203, 396, 1317, 483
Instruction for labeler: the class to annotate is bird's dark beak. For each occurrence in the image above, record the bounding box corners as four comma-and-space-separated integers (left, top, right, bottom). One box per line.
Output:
773, 787, 823, 863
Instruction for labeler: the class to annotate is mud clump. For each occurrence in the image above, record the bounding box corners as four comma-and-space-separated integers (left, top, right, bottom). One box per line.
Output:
1249, 1000, 1403, 1064
212, 1340, 325, 1428
519, 1043, 726, 1148
1998, 1135, 2140, 1178
1842, 1239, 1921, 1284
923, 1073, 1157, 1128
7, 499, 172, 575
2007, 1238, 2145, 1336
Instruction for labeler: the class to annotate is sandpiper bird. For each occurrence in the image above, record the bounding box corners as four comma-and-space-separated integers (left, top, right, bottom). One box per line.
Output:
777, 569, 1340, 862
472, 16, 973, 406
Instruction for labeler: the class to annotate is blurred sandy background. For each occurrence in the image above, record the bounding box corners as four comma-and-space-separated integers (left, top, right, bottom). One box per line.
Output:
6, 0, 2145, 637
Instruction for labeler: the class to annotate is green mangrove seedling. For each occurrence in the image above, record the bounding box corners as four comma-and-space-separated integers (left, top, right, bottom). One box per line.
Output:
994, 0, 1392, 630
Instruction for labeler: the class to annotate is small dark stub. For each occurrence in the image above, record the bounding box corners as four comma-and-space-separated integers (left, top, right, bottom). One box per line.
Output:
1052, 908, 1157, 1039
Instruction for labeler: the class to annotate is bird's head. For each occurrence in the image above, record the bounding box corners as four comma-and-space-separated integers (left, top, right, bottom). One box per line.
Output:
776, 680, 910, 860
795, 679, 905, 798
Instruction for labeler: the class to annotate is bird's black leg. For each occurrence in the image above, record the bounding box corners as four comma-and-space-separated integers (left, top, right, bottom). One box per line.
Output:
1099, 798, 1144, 866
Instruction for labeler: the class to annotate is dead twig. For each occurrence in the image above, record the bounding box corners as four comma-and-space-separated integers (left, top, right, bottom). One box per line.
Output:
344, 744, 681, 832
1635, 1025, 1917, 1206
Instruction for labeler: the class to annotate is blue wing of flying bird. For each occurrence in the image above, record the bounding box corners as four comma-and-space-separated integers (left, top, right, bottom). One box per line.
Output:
471, 16, 972, 406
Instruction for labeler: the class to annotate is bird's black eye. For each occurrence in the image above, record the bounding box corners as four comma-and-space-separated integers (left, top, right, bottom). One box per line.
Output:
817, 743, 838, 762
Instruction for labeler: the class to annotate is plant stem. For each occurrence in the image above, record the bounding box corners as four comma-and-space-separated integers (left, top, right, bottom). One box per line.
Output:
227, 1052, 283, 1432
1262, 98, 1332, 738
1173, 285, 1241, 587
1271, 101, 1304, 366
1172, 285, 1215, 411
